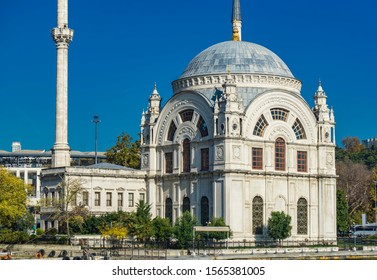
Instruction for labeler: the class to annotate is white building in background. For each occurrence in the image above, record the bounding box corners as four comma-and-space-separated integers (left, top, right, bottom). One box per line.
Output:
141, 0, 337, 242
362, 138, 377, 149
0, 142, 107, 206
40, 163, 146, 231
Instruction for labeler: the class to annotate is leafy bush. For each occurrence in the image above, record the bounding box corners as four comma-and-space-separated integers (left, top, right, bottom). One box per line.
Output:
36, 228, 44, 236
0, 229, 30, 243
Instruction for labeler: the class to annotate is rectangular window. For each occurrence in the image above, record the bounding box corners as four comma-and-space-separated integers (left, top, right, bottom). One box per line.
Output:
165, 152, 173, 173
201, 148, 209, 171
275, 138, 286, 171
140, 193, 145, 203
252, 148, 263, 170
106, 192, 112, 206
83, 192, 89, 206
95, 192, 101, 206
297, 151, 308, 172
118, 193, 123, 207
128, 193, 134, 207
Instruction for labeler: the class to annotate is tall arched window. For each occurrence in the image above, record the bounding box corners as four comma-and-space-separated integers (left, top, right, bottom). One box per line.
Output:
297, 198, 308, 235
183, 139, 191, 172
275, 137, 286, 171
165, 198, 173, 224
182, 197, 190, 213
252, 196, 263, 234
200, 196, 209, 226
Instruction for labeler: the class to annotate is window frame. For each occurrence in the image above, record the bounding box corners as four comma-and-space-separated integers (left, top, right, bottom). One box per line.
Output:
165, 152, 173, 174
182, 139, 191, 173
128, 193, 134, 207
252, 147, 263, 170
275, 137, 286, 171
297, 151, 308, 172
201, 148, 209, 171
118, 192, 123, 207
94, 192, 101, 206
106, 192, 112, 207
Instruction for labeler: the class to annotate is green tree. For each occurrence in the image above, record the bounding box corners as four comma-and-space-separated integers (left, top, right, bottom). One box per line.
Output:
205, 217, 232, 241
0, 169, 29, 229
267, 211, 292, 245
106, 132, 141, 169
134, 201, 153, 242
342, 137, 364, 153
336, 159, 372, 218
337, 189, 349, 234
40, 177, 88, 241
152, 216, 173, 243
173, 211, 198, 249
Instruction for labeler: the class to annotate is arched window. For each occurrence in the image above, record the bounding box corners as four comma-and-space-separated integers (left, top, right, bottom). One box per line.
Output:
167, 121, 177, 141
182, 139, 191, 172
275, 137, 286, 171
252, 196, 263, 234
270, 108, 289, 121
179, 109, 194, 122
297, 198, 308, 235
253, 114, 269, 137
165, 198, 173, 224
292, 118, 306, 140
197, 116, 208, 137
182, 197, 190, 213
200, 196, 209, 226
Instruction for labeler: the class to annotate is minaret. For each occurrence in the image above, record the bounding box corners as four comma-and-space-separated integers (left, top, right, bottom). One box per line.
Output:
232, 0, 242, 41
51, 0, 74, 167
148, 83, 162, 124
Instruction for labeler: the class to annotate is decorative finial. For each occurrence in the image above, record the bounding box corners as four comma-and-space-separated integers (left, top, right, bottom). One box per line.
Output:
232, 0, 242, 41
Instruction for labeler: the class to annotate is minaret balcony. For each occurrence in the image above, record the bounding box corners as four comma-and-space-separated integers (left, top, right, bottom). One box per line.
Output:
52, 27, 74, 45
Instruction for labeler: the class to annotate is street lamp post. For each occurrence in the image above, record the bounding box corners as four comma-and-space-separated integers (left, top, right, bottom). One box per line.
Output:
92, 115, 101, 164
374, 181, 377, 224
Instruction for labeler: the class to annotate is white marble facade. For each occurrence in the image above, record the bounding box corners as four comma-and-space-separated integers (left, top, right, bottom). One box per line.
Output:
140, 2, 337, 242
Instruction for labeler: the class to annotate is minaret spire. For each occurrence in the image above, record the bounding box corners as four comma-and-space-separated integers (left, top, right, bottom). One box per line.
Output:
51, 0, 74, 167
232, 0, 242, 41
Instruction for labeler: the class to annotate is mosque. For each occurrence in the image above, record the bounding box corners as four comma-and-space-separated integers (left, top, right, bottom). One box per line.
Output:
140, 0, 337, 241
41, 0, 337, 242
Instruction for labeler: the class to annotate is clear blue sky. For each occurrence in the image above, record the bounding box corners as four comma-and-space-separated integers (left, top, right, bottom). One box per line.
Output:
0, 0, 376, 152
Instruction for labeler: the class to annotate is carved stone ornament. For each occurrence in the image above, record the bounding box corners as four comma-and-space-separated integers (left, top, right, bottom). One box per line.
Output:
326, 152, 333, 164
233, 145, 241, 159
216, 145, 224, 160
142, 154, 149, 167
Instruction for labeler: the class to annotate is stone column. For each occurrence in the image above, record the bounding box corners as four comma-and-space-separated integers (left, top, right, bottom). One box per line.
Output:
51, 0, 73, 167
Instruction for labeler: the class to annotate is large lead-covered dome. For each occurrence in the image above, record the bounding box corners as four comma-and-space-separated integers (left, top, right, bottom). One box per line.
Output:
180, 41, 294, 79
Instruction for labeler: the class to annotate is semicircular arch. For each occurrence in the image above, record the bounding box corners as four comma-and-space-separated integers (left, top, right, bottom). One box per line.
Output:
244, 90, 317, 144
